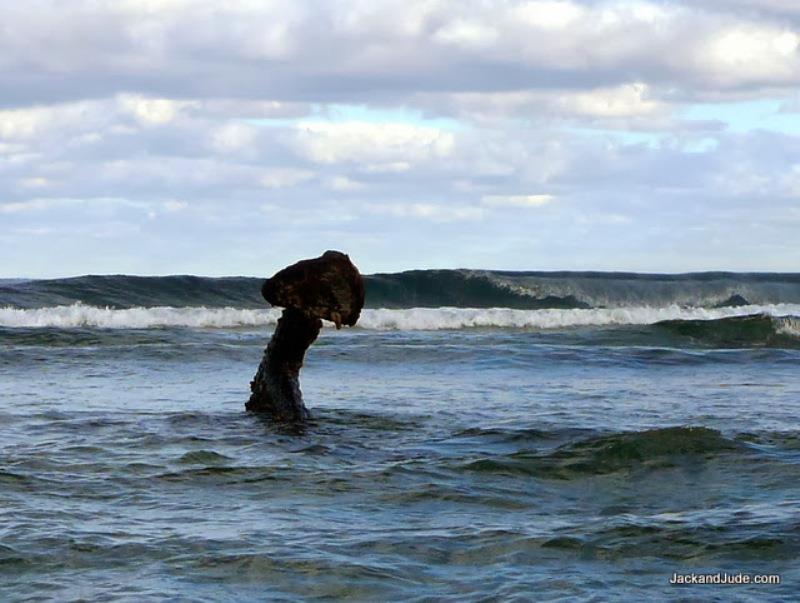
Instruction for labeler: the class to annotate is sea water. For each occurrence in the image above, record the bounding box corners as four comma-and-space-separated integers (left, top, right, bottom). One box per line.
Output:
1, 273, 799, 601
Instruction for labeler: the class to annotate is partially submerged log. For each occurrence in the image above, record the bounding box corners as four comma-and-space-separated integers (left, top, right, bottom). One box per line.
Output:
247, 251, 364, 420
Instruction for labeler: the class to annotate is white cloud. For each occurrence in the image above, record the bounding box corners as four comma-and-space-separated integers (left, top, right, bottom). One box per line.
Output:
2, 1, 800, 274
1, 1, 799, 111
163, 199, 187, 212
118, 95, 193, 125
557, 83, 664, 118
13, 226, 55, 236
511, 1, 585, 29
481, 194, 555, 207
367, 202, 486, 222
259, 168, 315, 188
18, 177, 49, 189
705, 0, 800, 17
0, 102, 109, 140
697, 26, 800, 85
432, 20, 498, 48
331, 0, 439, 38
197, 100, 311, 119
294, 121, 455, 164
328, 176, 365, 191
209, 122, 258, 153
116, 0, 194, 13
421, 83, 671, 127
362, 162, 412, 173
0, 197, 87, 214
0, 107, 48, 140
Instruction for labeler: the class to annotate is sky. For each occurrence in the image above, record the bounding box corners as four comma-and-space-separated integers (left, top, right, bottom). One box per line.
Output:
1, 0, 800, 277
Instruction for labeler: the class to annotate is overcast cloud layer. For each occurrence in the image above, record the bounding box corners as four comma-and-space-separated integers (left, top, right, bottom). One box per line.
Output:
1, 0, 799, 277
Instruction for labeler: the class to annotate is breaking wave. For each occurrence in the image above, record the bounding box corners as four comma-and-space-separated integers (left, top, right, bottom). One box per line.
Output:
3, 271, 800, 310
2, 303, 800, 336
0, 304, 281, 329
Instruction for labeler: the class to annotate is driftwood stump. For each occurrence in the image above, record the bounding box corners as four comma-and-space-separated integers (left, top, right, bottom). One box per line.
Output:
247, 251, 364, 421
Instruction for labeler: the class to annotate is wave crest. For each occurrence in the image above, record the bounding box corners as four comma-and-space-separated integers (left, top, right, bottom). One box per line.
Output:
4, 271, 800, 310
2, 303, 800, 332
0, 303, 281, 329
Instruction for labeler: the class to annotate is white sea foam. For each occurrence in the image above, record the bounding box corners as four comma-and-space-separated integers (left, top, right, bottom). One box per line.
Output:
776, 316, 800, 338
356, 305, 800, 331
2, 303, 800, 331
0, 304, 282, 329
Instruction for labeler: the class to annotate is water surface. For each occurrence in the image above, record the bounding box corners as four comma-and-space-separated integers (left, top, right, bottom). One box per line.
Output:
2, 323, 799, 601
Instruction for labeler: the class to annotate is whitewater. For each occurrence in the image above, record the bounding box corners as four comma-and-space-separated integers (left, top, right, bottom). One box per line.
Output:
1, 302, 799, 331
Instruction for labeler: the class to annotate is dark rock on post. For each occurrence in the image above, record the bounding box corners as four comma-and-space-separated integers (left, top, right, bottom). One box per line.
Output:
247, 251, 364, 421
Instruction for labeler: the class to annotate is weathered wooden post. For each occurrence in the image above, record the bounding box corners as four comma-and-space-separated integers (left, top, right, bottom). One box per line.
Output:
247, 251, 364, 421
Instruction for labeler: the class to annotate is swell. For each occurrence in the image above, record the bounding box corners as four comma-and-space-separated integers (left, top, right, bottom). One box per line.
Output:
0, 275, 265, 310
461, 426, 745, 479
4, 271, 800, 310
656, 314, 800, 347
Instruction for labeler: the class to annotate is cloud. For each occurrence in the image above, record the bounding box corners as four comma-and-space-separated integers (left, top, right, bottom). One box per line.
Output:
293, 121, 455, 165
432, 20, 499, 49
0, 198, 63, 214
163, 199, 187, 212
118, 95, 192, 125
366, 202, 486, 222
511, 1, 586, 29
481, 194, 555, 207
704, 0, 800, 18
557, 83, 664, 119
259, 168, 315, 189
1, 0, 799, 111
18, 177, 50, 189
327, 176, 365, 192
208, 122, 258, 153
695, 25, 800, 87
0, 102, 111, 141
2, 1, 800, 275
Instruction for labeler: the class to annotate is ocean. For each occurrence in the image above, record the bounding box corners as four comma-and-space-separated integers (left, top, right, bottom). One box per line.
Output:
2, 270, 799, 601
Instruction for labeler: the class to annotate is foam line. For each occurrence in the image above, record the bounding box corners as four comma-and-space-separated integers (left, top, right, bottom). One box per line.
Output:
2, 303, 800, 331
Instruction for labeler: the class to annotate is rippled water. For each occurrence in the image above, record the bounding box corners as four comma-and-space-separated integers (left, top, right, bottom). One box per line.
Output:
2, 326, 799, 601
